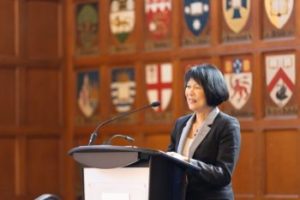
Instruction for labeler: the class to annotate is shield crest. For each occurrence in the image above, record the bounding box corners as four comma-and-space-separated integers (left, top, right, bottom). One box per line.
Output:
145, 63, 173, 112
109, 0, 135, 43
111, 68, 136, 113
224, 58, 252, 110
266, 54, 295, 107
77, 71, 99, 118
76, 3, 99, 55
184, 0, 210, 36
264, 0, 294, 29
223, 0, 250, 33
145, 0, 172, 40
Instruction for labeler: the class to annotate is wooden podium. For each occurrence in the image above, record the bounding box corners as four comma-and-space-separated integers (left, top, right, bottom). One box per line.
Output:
69, 145, 200, 200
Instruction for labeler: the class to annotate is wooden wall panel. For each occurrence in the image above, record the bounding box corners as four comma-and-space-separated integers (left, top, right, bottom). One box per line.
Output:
0, 0, 64, 199
24, 68, 61, 126
143, 133, 170, 151
233, 132, 256, 199
26, 136, 61, 198
264, 131, 299, 196
0, 0, 15, 56
0, 68, 16, 126
0, 137, 15, 200
27, 1, 60, 59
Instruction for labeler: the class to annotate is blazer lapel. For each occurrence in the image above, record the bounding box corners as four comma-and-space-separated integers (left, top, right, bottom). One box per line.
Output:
188, 107, 220, 158
189, 124, 211, 158
177, 114, 195, 154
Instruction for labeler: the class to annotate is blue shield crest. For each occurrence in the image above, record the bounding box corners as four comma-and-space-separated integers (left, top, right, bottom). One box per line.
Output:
184, 0, 210, 36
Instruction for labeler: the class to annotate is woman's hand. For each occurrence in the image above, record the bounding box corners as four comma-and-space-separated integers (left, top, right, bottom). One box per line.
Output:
166, 151, 189, 162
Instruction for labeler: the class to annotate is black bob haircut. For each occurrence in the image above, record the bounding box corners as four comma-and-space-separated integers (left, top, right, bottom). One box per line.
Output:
184, 64, 229, 107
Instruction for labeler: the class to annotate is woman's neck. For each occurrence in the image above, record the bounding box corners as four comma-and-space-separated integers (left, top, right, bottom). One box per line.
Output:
195, 107, 214, 123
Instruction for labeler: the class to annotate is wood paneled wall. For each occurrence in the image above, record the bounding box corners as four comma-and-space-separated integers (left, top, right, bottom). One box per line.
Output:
1, 0, 300, 200
0, 0, 64, 200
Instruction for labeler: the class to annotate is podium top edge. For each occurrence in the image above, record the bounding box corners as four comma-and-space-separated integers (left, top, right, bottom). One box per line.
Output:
68, 145, 201, 171
68, 145, 160, 156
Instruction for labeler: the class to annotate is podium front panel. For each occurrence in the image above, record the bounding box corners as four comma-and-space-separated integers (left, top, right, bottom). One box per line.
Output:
84, 167, 149, 200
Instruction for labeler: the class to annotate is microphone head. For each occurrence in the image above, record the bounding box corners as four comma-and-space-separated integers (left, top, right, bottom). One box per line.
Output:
151, 101, 161, 107
125, 136, 135, 142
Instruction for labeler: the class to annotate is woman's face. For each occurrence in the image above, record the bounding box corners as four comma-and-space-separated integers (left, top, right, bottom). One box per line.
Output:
185, 78, 208, 112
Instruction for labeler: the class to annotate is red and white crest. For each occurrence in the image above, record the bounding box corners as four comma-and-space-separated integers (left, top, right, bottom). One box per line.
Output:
145, 0, 172, 40
145, 63, 172, 112
266, 54, 295, 107
224, 58, 252, 110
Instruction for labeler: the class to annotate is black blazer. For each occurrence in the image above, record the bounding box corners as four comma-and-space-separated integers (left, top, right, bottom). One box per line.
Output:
168, 111, 241, 200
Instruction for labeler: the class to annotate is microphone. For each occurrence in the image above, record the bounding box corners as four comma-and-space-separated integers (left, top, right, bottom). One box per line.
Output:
103, 134, 135, 145
88, 101, 160, 145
